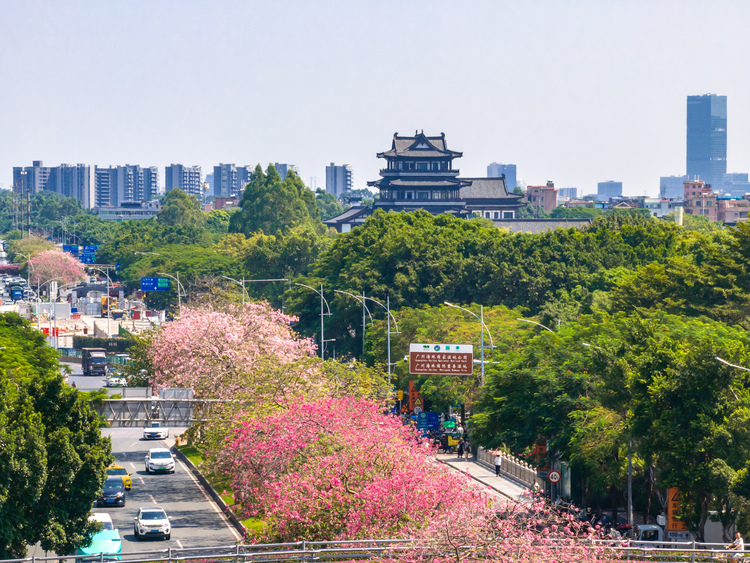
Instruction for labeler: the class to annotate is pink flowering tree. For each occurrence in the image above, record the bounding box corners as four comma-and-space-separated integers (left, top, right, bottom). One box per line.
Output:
151, 302, 317, 403
216, 396, 492, 542
217, 396, 613, 563
28, 250, 86, 286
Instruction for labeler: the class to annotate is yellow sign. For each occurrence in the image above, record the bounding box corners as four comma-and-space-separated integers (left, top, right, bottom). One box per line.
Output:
397, 390, 403, 400
667, 487, 689, 532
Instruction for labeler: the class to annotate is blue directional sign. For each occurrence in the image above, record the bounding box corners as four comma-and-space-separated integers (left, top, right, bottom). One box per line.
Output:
82, 245, 99, 253
62, 244, 79, 254
140, 277, 171, 291
78, 253, 95, 264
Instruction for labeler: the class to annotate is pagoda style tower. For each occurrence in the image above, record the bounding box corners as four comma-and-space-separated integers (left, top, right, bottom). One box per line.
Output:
369, 131, 473, 209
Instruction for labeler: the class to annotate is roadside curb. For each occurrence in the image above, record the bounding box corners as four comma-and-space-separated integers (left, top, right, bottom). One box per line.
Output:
171, 446, 247, 538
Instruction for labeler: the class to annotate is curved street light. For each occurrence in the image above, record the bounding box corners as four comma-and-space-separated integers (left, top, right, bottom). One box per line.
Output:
361, 295, 400, 380
445, 301, 495, 386
516, 318, 555, 333
89, 266, 116, 337
334, 289, 375, 359
157, 272, 186, 318
222, 275, 248, 305
295, 283, 332, 360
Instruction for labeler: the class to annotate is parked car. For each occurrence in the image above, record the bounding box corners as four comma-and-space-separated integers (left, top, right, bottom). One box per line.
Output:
106, 372, 126, 387
143, 421, 169, 440
133, 506, 172, 540
105, 464, 132, 490
75, 513, 122, 562
97, 476, 126, 507
144, 448, 175, 473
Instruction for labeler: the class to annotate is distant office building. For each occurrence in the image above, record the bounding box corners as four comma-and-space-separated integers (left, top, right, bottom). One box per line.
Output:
273, 163, 299, 180
92, 200, 161, 221
326, 163, 353, 197
525, 181, 558, 214
13, 161, 94, 208
309, 177, 317, 190
487, 163, 517, 192
213, 164, 254, 197
558, 187, 578, 199
204, 173, 214, 195
660, 175, 688, 199
724, 173, 750, 196
687, 94, 727, 190
94, 165, 159, 207
597, 181, 623, 199
165, 164, 202, 197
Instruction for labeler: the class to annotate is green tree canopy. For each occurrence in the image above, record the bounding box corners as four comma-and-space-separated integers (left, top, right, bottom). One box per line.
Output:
0, 313, 111, 558
157, 188, 206, 227
229, 165, 323, 236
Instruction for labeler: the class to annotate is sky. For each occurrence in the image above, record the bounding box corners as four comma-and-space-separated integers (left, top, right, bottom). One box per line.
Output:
1, 0, 749, 198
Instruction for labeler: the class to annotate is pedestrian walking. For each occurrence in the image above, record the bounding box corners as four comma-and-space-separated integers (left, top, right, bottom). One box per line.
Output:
457, 441, 464, 459
464, 441, 471, 461
494, 451, 502, 476
726, 532, 744, 559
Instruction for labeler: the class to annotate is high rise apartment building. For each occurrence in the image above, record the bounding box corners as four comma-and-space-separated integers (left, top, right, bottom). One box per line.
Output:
487, 163, 517, 192
558, 187, 578, 199
13, 161, 94, 208
94, 165, 159, 207
325, 163, 353, 196
597, 180, 623, 199
273, 163, 299, 180
213, 164, 254, 197
165, 164, 202, 197
687, 94, 727, 190
660, 175, 688, 199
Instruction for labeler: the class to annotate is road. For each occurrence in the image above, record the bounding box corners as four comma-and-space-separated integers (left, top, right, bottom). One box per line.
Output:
97, 427, 240, 550
61, 360, 240, 549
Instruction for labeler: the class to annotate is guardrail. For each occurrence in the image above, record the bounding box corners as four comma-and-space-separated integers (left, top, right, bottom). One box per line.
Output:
475, 446, 544, 489
9, 539, 749, 563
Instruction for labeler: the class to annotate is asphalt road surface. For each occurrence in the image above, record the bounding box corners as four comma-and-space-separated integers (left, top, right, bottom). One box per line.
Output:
62, 360, 122, 394
97, 427, 240, 551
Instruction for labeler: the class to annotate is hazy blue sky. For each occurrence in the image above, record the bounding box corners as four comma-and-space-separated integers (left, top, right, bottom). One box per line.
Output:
1, 1, 749, 197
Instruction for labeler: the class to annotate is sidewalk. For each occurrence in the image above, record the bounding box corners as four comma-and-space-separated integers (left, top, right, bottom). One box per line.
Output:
437, 453, 530, 502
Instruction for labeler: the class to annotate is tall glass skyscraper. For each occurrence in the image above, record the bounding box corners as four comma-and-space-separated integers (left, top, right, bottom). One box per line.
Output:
687, 94, 727, 190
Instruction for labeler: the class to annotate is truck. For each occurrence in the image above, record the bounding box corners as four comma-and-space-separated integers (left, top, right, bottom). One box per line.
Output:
82, 348, 109, 377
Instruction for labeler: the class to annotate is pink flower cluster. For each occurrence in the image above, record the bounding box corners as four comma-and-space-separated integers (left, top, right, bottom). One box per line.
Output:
219, 397, 486, 541
150, 303, 317, 401
28, 250, 86, 286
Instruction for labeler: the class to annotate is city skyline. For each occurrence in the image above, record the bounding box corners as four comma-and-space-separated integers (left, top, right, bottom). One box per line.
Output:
1, 1, 749, 198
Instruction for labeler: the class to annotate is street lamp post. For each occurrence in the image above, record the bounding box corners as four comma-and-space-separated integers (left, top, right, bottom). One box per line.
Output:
445, 302, 495, 386
295, 283, 332, 360
334, 290, 374, 359
88, 266, 114, 337
156, 272, 186, 318
221, 276, 248, 304
37, 276, 65, 348
516, 318, 555, 332
361, 295, 400, 380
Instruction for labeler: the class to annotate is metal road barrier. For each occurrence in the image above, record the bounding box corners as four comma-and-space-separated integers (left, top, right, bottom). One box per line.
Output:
475, 446, 544, 489
8, 540, 414, 563
7, 539, 748, 563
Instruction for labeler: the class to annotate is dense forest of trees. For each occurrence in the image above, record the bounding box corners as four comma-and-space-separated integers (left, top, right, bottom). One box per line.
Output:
7, 169, 750, 537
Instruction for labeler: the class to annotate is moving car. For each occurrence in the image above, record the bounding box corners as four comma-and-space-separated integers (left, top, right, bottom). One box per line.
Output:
75, 513, 122, 562
97, 476, 126, 507
105, 464, 132, 490
106, 372, 126, 387
143, 421, 169, 440
144, 448, 175, 473
133, 506, 172, 540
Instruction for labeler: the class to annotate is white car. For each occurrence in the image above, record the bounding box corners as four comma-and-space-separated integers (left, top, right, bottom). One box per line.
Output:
133, 506, 172, 540
106, 374, 126, 387
142, 421, 169, 440
144, 448, 175, 473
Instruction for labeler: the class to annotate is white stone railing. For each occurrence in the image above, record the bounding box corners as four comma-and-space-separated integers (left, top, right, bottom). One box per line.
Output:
476, 446, 544, 489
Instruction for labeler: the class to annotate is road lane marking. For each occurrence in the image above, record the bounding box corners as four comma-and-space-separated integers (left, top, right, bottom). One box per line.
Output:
130, 441, 140, 447
129, 462, 138, 471
175, 457, 241, 540
176, 540, 183, 548
137, 476, 145, 484
149, 494, 157, 504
